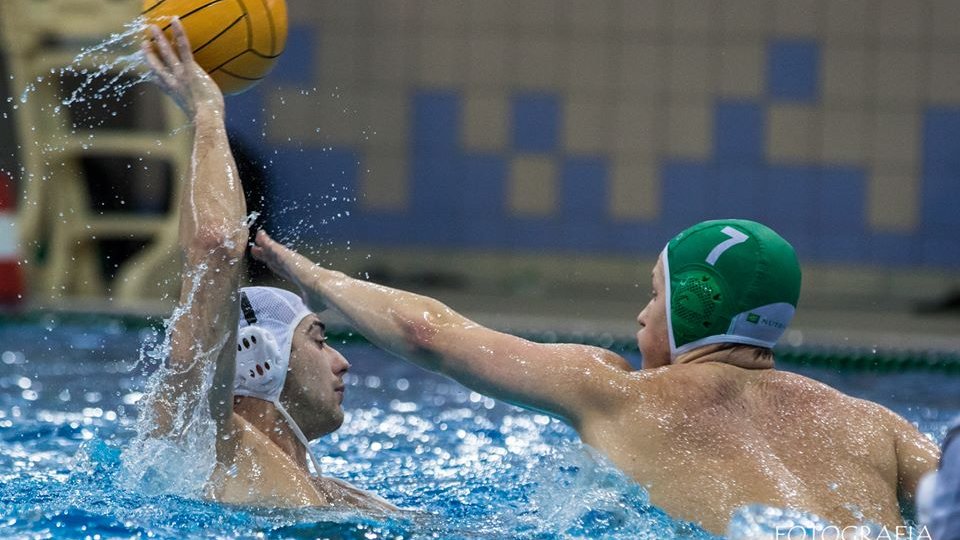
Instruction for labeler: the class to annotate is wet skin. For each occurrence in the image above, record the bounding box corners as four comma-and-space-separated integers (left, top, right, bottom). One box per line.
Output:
145, 17, 396, 513
281, 316, 350, 440
251, 231, 940, 534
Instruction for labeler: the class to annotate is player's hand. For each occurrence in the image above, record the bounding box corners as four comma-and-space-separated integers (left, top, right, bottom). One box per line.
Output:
251, 230, 330, 312
142, 17, 224, 119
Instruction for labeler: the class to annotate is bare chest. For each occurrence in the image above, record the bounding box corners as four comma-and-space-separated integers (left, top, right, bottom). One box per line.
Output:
211, 424, 397, 512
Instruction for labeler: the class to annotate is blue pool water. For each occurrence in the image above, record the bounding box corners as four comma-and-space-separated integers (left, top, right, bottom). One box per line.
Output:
1, 316, 958, 539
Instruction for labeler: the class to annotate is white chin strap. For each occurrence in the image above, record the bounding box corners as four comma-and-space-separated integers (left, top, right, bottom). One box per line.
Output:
274, 400, 323, 478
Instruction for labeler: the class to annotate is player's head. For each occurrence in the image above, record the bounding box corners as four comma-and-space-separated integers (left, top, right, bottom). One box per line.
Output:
637, 220, 801, 368
233, 287, 350, 473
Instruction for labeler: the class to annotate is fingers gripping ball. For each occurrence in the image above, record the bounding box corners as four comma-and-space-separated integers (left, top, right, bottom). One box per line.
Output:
142, 0, 288, 95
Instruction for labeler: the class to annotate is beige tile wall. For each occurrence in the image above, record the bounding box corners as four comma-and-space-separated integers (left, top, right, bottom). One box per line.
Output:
278, 0, 958, 238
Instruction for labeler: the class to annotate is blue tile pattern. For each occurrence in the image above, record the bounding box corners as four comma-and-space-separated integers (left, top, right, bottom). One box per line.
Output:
270, 25, 316, 86
266, 147, 360, 237
714, 101, 764, 164
222, 29, 960, 268
923, 109, 960, 232
920, 108, 960, 265
661, 98, 874, 264
767, 40, 820, 103
512, 93, 561, 154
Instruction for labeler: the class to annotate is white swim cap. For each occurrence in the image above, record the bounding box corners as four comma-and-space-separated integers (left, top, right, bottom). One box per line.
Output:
234, 286, 313, 402
233, 286, 321, 476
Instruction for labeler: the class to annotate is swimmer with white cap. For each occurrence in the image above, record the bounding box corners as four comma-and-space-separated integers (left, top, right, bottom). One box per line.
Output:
142, 19, 395, 511
252, 219, 939, 533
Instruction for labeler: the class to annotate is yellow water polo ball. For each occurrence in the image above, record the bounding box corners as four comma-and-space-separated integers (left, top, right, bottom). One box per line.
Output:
142, 0, 288, 95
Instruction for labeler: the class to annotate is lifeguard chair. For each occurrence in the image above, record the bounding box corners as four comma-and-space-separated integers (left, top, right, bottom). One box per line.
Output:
0, 0, 189, 309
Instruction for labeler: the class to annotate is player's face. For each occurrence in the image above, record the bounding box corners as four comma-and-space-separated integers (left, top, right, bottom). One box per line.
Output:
283, 315, 350, 438
637, 258, 671, 369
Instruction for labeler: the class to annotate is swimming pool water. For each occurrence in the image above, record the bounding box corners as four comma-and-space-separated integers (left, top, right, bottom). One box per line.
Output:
1, 316, 958, 539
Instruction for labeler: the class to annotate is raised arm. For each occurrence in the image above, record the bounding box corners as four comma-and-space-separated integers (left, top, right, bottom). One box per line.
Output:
251, 231, 632, 425
143, 19, 247, 453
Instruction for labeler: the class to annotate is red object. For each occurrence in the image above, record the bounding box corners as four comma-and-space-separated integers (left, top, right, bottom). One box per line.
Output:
0, 171, 13, 208
0, 169, 24, 305
0, 260, 23, 303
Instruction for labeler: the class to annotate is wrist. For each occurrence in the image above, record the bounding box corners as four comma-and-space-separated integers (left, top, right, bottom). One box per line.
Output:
192, 102, 226, 124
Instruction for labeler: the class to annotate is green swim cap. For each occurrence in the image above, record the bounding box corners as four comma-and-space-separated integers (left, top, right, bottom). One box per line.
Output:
662, 219, 801, 358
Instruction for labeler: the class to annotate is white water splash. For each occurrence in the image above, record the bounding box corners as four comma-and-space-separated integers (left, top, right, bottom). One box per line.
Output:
119, 262, 219, 497
20, 18, 153, 110
514, 444, 717, 538
12, 17, 163, 189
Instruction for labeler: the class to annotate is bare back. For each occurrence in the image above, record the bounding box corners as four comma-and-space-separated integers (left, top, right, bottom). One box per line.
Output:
578, 363, 935, 533
249, 231, 941, 533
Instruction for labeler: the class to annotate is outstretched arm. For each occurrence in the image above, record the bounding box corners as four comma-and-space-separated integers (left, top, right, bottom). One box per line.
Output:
143, 19, 247, 456
252, 231, 632, 425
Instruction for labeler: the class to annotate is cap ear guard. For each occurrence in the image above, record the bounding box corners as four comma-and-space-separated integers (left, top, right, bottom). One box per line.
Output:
670, 268, 732, 349
234, 326, 287, 404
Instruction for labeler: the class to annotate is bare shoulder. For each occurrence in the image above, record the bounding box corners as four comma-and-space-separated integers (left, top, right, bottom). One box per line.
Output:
562, 352, 677, 429
763, 369, 898, 417
539, 342, 633, 371
216, 419, 402, 511
763, 368, 843, 395
649, 366, 888, 426
540, 343, 638, 395
211, 416, 321, 506
762, 370, 937, 464
599, 363, 690, 410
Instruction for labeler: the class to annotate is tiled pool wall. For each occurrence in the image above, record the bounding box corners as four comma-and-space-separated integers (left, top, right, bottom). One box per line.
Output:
226, 0, 960, 270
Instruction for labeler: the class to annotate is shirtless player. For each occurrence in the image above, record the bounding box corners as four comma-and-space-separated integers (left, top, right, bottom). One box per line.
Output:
142, 19, 394, 511
250, 219, 939, 533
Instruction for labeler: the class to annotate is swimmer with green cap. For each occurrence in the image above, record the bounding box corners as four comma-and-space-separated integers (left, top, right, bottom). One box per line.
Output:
253, 218, 938, 534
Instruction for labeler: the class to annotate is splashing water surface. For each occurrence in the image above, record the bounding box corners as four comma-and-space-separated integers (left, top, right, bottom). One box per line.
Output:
1, 315, 956, 539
